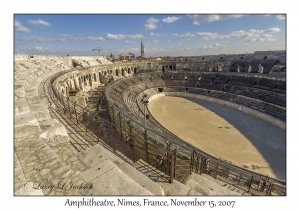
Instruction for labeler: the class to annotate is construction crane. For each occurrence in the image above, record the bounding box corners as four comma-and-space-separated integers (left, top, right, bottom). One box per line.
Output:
92, 47, 120, 56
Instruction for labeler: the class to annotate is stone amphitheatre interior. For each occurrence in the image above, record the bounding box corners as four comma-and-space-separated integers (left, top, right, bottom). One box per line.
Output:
14, 49, 286, 196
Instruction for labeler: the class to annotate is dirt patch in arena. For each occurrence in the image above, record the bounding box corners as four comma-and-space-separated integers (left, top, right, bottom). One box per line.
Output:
148, 96, 286, 180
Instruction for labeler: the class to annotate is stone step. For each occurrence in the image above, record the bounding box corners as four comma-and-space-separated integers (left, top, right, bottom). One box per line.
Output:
14, 113, 41, 138
186, 173, 241, 196
15, 98, 30, 115
39, 118, 69, 146
78, 144, 156, 195
29, 103, 51, 122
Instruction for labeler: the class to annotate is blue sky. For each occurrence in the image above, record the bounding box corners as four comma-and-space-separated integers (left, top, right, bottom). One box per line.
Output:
14, 14, 286, 57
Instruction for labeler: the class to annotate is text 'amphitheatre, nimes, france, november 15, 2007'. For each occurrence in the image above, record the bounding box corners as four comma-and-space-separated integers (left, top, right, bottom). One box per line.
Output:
14, 14, 286, 196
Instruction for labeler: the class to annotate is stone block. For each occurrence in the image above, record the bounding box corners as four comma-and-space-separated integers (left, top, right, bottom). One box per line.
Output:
14, 98, 30, 115
80, 159, 116, 182
29, 103, 51, 121
39, 119, 69, 146
15, 85, 25, 98
14, 113, 41, 138
26, 89, 41, 104
77, 97, 86, 107
89, 167, 153, 195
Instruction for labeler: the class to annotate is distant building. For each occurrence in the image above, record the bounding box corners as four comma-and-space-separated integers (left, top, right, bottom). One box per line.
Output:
119, 53, 135, 60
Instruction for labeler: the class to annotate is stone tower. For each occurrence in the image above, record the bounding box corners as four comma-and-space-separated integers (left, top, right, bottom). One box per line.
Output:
141, 40, 145, 57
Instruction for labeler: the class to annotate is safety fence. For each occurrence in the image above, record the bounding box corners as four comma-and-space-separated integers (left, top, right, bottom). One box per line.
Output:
50, 70, 286, 196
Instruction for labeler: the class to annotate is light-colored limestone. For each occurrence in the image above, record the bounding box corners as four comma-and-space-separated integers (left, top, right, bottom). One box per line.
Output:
186, 173, 241, 196
89, 167, 153, 195
15, 85, 25, 98
39, 119, 69, 146
80, 159, 116, 182
29, 103, 51, 121
14, 98, 30, 115
14, 113, 41, 138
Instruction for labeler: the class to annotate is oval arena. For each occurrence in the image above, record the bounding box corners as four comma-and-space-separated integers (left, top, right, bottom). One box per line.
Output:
14, 51, 286, 196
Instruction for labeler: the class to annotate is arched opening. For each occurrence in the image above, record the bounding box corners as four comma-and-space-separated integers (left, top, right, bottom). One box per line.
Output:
116, 69, 119, 76
122, 68, 124, 76
134, 68, 137, 74
89, 74, 92, 86
158, 87, 164, 92
83, 76, 86, 85
61, 88, 64, 94
94, 73, 97, 82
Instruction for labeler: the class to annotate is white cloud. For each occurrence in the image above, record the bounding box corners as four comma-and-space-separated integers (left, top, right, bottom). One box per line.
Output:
15, 20, 31, 33
153, 40, 159, 43
276, 15, 286, 20
56, 34, 77, 41
144, 17, 159, 30
202, 43, 227, 50
262, 34, 273, 38
27, 19, 51, 27
193, 21, 200, 25
33, 46, 58, 52
162, 16, 181, 23
191, 15, 243, 25
87, 36, 106, 41
126, 34, 144, 39
196, 32, 226, 40
22, 36, 54, 42
106, 33, 143, 40
150, 32, 160, 36
34, 46, 43, 50
167, 40, 171, 42
249, 29, 264, 34
179, 32, 195, 37
266, 27, 281, 32
229, 30, 261, 39
172, 33, 179, 37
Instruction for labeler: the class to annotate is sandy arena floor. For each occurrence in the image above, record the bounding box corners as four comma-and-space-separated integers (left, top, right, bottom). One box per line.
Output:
148, 96, 286, 180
